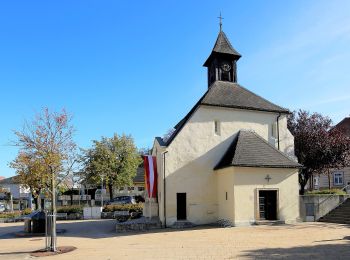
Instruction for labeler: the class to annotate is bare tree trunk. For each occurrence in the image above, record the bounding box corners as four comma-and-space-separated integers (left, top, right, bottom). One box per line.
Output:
33, 196, 38, 210
70, 191, 73, 205
299, 171, 307, 195
108, 183, 113, 201
328, 168, 331, 190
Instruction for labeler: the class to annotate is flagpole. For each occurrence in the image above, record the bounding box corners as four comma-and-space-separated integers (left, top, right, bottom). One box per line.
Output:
149, 155, 152, 221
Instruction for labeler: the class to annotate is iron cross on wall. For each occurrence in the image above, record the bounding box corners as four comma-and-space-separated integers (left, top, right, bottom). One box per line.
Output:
265, 174, 272, 183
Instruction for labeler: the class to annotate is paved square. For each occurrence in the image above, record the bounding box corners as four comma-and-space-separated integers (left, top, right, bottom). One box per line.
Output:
0, 220, 349, 259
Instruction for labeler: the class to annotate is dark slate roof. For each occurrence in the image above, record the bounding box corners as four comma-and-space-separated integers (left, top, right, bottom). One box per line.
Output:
204, 31, 241, 66
156, 81, 290, 147
334, 117, 350, 137
155, 137, 166, 147
212, 31, 241, 56
0, 176, 20, 185
202, 81, 289, 113
214, 130, 301, 170
133, 167, 145, 183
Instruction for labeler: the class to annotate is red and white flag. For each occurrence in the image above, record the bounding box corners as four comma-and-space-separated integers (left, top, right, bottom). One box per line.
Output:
143, 155, 157, 198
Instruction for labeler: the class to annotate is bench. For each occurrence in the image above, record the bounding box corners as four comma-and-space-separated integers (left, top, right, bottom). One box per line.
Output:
56, 213, 68, 220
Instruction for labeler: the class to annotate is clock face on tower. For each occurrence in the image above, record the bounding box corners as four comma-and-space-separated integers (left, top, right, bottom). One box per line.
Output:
221, 63, 231, 72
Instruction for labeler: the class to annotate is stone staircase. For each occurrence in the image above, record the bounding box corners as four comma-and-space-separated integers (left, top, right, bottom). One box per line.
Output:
319, 198, 350, 224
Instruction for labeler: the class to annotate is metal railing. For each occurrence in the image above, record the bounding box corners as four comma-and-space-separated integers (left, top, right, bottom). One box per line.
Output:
318, 184, 350, 208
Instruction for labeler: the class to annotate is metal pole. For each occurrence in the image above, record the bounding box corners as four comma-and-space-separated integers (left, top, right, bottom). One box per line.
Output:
10, 194, 13, 212
163, 151, 168, 228
45, 211, 48, 250
50, 168, 57, 252
101, 177, 104, 207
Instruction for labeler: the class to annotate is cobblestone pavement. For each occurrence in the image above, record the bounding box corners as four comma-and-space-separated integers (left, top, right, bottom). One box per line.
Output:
0, 220, 349, 259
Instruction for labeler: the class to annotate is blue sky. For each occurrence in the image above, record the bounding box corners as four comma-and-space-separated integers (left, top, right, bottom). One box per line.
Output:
1, 0, 349, 178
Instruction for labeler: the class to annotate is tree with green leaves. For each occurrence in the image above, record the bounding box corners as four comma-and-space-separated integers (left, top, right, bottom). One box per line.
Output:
10, 152, 48, 210
82, 134, 141, 200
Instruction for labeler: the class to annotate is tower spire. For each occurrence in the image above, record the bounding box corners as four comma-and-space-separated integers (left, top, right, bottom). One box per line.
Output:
218, 12, 223, 31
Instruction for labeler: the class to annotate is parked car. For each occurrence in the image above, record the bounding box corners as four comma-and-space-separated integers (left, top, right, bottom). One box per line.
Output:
107, 196, 136, 205
134, 195, 145, 203
0, 203, 6, 212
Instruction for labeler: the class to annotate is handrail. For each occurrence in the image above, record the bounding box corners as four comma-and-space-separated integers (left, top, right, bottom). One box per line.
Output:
318, 184, 350, 208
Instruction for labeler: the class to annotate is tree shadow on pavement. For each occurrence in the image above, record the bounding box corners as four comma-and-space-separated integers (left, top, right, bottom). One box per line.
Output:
239, 236, 350, 259
0, 219, 220, 240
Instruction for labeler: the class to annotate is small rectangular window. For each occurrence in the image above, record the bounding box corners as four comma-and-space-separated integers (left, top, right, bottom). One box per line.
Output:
225, 192, 228, 200
214, 120, 221, 135
271, 123, 277, 139
333, 172, 344, 186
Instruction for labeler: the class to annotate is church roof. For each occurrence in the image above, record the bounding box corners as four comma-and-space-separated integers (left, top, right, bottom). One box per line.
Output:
214, 130, 301, 170
155, 82, 290, 147
204, 31, 241, 66
212, 31, 241, 56
202, 81, 289, 113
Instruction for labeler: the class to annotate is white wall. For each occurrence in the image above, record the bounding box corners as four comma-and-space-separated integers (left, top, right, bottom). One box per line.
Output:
155, 105, 296, 226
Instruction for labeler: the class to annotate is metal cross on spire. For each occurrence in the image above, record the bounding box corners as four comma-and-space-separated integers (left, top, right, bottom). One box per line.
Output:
218, 12, 224, 31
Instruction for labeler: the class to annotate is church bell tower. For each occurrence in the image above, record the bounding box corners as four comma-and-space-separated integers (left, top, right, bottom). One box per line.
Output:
203, 19, 241, 87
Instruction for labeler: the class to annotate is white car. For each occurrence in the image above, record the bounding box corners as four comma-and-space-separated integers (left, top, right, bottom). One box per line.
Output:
0, 204, 6, 212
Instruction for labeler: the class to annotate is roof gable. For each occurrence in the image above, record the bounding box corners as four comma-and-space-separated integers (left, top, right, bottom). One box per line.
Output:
157, 82, 289, 147
214, 130, 301, 170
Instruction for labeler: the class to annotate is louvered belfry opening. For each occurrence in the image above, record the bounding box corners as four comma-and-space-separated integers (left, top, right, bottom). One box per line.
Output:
204, 31, 241, 88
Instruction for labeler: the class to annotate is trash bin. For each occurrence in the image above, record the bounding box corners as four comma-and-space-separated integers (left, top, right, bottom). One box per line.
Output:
24, 211, 46, 233
32, 211, 46, 233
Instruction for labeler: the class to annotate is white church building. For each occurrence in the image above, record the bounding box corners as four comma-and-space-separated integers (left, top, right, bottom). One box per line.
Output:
151, 28, 301, 227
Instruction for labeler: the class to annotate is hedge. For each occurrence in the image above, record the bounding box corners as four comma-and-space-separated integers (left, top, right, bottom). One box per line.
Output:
57, 205, 83, 214
306, 189, 347, 195
22, 208, 32, 215
103, 203, 144, 213
0, 211, 21, 219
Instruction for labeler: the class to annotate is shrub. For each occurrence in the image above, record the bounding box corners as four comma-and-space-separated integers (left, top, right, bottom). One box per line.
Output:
22, 208, 32, 215
306, 189, 347, 195
57, 205, 83, 214
0, 211, 21, 219
103, 203, 144, 213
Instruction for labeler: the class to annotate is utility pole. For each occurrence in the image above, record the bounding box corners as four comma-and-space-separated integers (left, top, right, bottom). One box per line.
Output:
101, 176, 104, 207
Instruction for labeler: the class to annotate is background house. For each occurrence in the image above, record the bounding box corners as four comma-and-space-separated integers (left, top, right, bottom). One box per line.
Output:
311, 117, 350, 190
0, 176, 31, 210
58, 167, 146, 206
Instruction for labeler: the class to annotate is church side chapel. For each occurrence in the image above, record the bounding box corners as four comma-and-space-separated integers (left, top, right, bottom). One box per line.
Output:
150, 21, 301, 227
